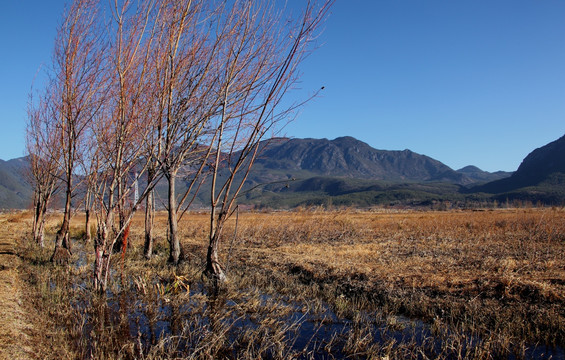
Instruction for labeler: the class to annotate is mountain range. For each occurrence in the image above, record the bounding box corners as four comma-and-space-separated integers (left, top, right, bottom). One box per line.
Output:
1, 134, 564, 209
251, 136, 510, 185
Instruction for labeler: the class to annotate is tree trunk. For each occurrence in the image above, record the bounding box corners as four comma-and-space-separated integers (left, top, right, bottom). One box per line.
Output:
113, 177, 126, 253
205, 232, 226, 286
36, 219, 46, 248
144, 188, 155, 259
32, 193, 44, 247
167, 172, 182, 264
51, 188, 72, 264
85, 209, 92, 242
36, 197, 49, 248
32, 192, 39, 241
33, 190, 51, 248
93, 214, 113, 292
93, 240, 107, 292
84, 190, 92, 242
144, 166, 156, 259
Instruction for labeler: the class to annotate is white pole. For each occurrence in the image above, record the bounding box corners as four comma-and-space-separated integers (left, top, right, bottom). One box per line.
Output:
134, 172, 139, 204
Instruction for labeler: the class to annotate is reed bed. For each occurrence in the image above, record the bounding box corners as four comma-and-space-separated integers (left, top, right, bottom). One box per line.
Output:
8, 207, 565, 359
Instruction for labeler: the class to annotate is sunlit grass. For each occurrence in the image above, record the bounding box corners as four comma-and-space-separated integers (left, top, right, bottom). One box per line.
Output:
9, 207, 565, 359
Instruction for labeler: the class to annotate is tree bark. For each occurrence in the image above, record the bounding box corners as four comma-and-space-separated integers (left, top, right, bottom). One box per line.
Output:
85, 209, 92, 242
36, 217, 46, 248
31, 182, 53, 248
205, 232, 226, 286
32, 193, 43, 247
93, 210, 114, 292
93, 229, 109, 292
51, 188, 72, 264
93, 242, 107, 291
113, 176, 127, 253
144, 166, 156, 259
36, 196, 49, 248
205, 207, 226, 285
84, 189, 92, 242
144, 188, 155, 259
167, 172, 182, 264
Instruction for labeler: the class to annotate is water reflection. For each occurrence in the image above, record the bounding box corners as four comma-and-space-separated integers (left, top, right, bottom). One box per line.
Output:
63, 244, 563, 359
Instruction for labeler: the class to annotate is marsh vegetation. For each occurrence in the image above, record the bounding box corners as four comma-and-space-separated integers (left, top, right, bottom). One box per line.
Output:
7, 207, 565, 359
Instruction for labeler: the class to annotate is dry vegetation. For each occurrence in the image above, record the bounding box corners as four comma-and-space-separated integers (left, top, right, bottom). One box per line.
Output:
0, 215, 33, 359
4, 207, 565, 359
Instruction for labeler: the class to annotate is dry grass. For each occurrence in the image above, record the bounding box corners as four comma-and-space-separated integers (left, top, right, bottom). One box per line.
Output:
0, 214, 33, 360
178, 208, 565, 355
0, 211, 69, 360
4, 207, 565, 359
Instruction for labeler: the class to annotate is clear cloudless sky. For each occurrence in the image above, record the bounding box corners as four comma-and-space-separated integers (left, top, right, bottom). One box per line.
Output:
1, 1, 564, 172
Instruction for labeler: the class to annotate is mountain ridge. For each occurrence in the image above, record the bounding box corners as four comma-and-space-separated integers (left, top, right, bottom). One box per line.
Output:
1, 134, 563, 209
253, 136, 482, 185
469, 134, 565, 203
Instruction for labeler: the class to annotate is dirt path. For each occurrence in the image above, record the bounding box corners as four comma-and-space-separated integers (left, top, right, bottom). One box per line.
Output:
0, 219, 33, 360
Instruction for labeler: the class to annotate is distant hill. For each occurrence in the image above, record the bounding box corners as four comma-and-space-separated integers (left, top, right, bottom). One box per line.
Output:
0, 157, 33, 209
471, 134, 565, 203
240, 175, 468, 209
456, 166, 513, 183
252, 136, 475, 185
226, 136, 513, 208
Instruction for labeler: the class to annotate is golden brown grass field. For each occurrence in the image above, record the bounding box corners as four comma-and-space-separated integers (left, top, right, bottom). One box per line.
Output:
1, 207, 564, 359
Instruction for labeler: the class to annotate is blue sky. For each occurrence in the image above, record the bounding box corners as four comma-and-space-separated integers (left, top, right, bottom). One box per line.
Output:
1, 1, 564, 172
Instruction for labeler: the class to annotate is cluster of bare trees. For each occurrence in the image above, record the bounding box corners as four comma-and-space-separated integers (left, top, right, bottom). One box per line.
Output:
26, 0, 332, 292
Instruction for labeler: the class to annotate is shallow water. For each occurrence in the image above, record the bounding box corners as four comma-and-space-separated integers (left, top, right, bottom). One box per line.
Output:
105, 285, 564, 359
66, 246, 564, 359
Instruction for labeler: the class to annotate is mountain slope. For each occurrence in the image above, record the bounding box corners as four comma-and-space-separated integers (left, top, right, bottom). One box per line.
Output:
474, 134, 565, 194
0, 157, 32, 209
2, 135, 561, 209
253, 136, 473, 185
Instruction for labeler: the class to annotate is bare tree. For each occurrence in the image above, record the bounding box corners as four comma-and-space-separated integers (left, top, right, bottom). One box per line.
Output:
83, 178, 95, 242
203, 0, 333, 284
49, 0, 106, 264
26, 87, 61, 248
35, 0, 331, 293
150, 0, 221, 264
79, 134, 101, 243
91, 0, 164, 292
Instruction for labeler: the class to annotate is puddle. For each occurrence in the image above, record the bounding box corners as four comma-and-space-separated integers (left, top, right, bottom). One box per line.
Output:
55, 247, 564, 359
102, 286, 564, 359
